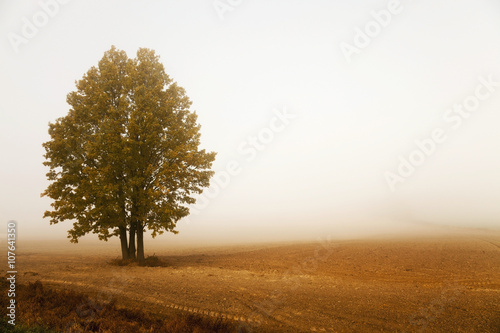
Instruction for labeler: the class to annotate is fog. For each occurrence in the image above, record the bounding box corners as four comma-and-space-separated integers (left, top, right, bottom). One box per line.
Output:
1, 0, 499, 247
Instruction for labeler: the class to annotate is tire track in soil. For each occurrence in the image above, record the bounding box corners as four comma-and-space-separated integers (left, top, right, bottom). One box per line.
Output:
38, 276, 500, 332
479, 239, 500, 250
39, 278, 264, 326
457, 279, 500, 292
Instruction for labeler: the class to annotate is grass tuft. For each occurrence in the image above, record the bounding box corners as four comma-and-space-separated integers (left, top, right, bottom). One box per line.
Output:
110, 254, 168, 267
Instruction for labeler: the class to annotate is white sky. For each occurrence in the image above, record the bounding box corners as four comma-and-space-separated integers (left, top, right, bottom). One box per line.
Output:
1, 0, 500, 247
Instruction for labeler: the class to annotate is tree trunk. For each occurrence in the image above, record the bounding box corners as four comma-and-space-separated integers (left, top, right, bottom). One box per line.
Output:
137, 222, 145, 265
128, 222, 136, 260
119, 226, 129, 260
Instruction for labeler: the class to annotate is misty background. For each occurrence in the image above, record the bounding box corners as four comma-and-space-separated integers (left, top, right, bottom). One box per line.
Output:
1, 0, 499, 248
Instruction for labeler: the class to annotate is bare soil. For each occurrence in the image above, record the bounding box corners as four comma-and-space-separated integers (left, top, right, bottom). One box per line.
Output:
16, 232, 500, 332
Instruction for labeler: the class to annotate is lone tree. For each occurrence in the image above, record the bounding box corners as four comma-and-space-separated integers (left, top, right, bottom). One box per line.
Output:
42, 46, 216, 264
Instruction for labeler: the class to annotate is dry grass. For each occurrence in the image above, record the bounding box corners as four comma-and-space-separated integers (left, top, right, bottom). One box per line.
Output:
109, 254, 168, 267
0, 277, 240, 333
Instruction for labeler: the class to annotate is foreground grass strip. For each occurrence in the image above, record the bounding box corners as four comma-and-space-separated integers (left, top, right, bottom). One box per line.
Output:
0, 277, 240, 333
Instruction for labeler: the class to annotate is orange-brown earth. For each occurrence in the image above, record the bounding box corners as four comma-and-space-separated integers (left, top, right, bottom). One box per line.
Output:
16, 232, 500, 332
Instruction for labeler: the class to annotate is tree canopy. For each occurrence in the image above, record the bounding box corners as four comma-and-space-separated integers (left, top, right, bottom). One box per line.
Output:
42, 46, 216, 263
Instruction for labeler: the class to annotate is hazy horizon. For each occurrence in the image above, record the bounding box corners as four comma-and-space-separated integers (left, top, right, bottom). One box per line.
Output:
1, 0, 499, 246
